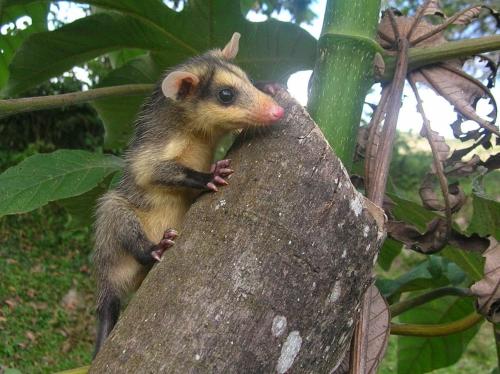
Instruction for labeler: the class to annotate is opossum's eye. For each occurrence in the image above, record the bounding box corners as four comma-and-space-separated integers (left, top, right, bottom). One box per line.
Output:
218, 88, 235, 105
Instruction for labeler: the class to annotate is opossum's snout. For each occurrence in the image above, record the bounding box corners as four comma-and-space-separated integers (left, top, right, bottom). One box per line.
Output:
266, 104, 285, 122
252, 96, 284, 125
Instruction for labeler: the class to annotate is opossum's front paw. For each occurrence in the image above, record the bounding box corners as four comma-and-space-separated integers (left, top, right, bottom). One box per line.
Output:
150, 229, 178, 262
254, 81, 284, 97
207, 159, 234, 192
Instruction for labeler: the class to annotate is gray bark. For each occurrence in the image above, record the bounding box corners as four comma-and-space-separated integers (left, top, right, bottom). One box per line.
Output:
90, 89, 385, 374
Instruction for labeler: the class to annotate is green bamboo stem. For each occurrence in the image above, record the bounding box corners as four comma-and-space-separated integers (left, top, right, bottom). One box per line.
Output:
391, 312, 483, 337
0, 84, 154, 119
382, 35, 500, 81
390, 287, 472, 317
307, 0, 382, 170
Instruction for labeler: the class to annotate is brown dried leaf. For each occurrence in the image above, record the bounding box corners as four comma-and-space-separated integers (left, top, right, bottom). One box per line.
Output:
420, 0, 444, 17
412, 66, 499, 138
387, 218, 448, 253
452, 6, 499, 25
351, 285, 390, 374
378, 15, 446, 48
446, 154, 482, 177
420, 127, 450, 165
471, 238, 500, 322
453, 6, 482, 24
377, 10, 499, 141
419, 174, 465, 213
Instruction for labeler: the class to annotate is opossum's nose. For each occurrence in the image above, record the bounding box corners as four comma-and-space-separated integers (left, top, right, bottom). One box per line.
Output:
270, 105, 284, 121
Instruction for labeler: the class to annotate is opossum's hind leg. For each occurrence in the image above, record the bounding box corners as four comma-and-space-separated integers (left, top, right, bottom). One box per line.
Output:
94, 288, 120, 358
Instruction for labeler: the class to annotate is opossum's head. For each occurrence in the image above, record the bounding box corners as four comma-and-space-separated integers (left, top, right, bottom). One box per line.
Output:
160, 33, 284, 135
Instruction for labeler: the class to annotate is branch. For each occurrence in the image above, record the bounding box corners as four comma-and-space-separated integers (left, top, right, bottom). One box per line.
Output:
408, 76, 452, 237
0, 84, 154, 119
390, 312, 483, 336
368, 17, 409, 206
390, 287, 472, 317
382, 35, 500, 81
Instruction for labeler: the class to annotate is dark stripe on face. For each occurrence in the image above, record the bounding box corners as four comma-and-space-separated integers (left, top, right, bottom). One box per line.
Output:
197, 65, 216, 99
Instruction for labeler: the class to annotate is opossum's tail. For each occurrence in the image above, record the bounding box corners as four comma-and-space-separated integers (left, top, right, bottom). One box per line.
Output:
93, 286, 120, 358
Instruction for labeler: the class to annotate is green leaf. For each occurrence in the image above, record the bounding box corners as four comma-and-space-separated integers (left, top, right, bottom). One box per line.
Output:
5, 0, 316, 94
377, 256, 466, 299
378, 238, 403, 271
441, 246, 484, 282
468, 193, 500, 240
0, 150, 123, 217
388, 193, 436, 230
397, 297, 481, 374
92, 53, 161, 148
0, 1, 49, 91
58, 173, 115, 227
4, 12, 174, 95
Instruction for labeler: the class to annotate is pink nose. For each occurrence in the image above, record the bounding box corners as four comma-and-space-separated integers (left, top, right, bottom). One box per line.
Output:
270, 105, 285, 121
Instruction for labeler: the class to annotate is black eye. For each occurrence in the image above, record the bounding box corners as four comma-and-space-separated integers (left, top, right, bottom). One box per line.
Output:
218, 88, 235, 104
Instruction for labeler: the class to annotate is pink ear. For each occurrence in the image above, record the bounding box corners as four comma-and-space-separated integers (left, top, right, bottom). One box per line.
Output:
221, 32, 241, 60
161, 71, 200, 99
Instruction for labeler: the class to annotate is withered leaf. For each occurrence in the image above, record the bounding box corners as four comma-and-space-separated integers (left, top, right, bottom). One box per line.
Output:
420, 0, 444, 17
419, 174, 465, 213
470, 238, 500, 323
387, 218, 448, 253
350, 285, 390, 374
420, 127, 450, 165
452, 6, 499, 25
377, 8, 499, 143
388, 218, 489, 253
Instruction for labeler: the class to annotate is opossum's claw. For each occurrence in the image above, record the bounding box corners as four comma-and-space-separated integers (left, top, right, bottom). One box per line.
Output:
208, 159, 232, 191
207, 182, 218, 192
150, 229, 178, 261
163, 228, 178, 240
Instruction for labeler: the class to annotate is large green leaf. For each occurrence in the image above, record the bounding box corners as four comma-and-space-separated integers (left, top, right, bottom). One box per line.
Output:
0, 1, 48, 91
376, 256, 466, 300
378, 238, 403, 271
0, 150, 123, 217
468, 193, 500, 240
4, 0, 316, 94
58, 172, 115, 227
92, 53, 162, 148
397, 296, 481, 374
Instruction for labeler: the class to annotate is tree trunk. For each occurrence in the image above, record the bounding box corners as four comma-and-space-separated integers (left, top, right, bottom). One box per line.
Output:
90, 89, 385, 373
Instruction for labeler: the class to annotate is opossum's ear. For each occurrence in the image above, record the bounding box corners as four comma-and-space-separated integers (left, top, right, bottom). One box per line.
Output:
161, 71, 200, 100
221, 32, 240, 60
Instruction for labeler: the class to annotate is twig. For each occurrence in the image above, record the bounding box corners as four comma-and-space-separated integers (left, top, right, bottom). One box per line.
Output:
364, 85, 391, 193
410, 5, 490, 46
406, 0, 433, 42
390, 287, 472, 317
387, 9, 401, 42
368, 37, 409, 206
408, 75, 452, 238
0, 84, 154, 119
391, 312, 483, 336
